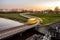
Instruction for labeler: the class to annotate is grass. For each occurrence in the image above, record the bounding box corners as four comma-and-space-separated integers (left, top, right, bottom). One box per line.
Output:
0, 13, 27, 22
28, 13, 60, 25
0, 12, 60, 26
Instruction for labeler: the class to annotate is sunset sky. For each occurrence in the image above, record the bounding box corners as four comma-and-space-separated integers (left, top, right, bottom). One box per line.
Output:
0, 0, 60, 11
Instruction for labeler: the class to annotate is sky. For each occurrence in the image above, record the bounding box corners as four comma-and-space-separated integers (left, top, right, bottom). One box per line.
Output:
0, 0, 60, 11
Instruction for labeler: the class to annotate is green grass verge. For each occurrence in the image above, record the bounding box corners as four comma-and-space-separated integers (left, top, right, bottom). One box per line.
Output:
0, 13, 27, 22
28, 13, 60, 25
0, 13, 60, 26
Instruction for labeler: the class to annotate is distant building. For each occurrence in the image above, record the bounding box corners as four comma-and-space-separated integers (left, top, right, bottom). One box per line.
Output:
42, 9, 53, 14
43, 10, 48, 14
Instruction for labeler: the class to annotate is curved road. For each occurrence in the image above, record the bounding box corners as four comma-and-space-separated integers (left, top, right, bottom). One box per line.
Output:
0, 13, 40, 39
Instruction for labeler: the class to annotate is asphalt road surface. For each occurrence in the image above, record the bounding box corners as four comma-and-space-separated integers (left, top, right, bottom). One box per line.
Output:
0, 18, 24, 31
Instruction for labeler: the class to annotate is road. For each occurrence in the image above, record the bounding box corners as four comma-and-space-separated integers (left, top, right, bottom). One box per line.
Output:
20, 13, 49, 34
0, 18, 24, 31
0, 13, 40, 39
0, 13, 60, 40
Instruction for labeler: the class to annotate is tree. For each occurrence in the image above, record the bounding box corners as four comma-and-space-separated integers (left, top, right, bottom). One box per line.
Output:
54, 7, 60, 14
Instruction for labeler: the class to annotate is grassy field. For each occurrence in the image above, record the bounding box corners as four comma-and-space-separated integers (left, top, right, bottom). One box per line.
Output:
0, 13, 27, 22
28, 13, 60, 25
0, 12, 60, 26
